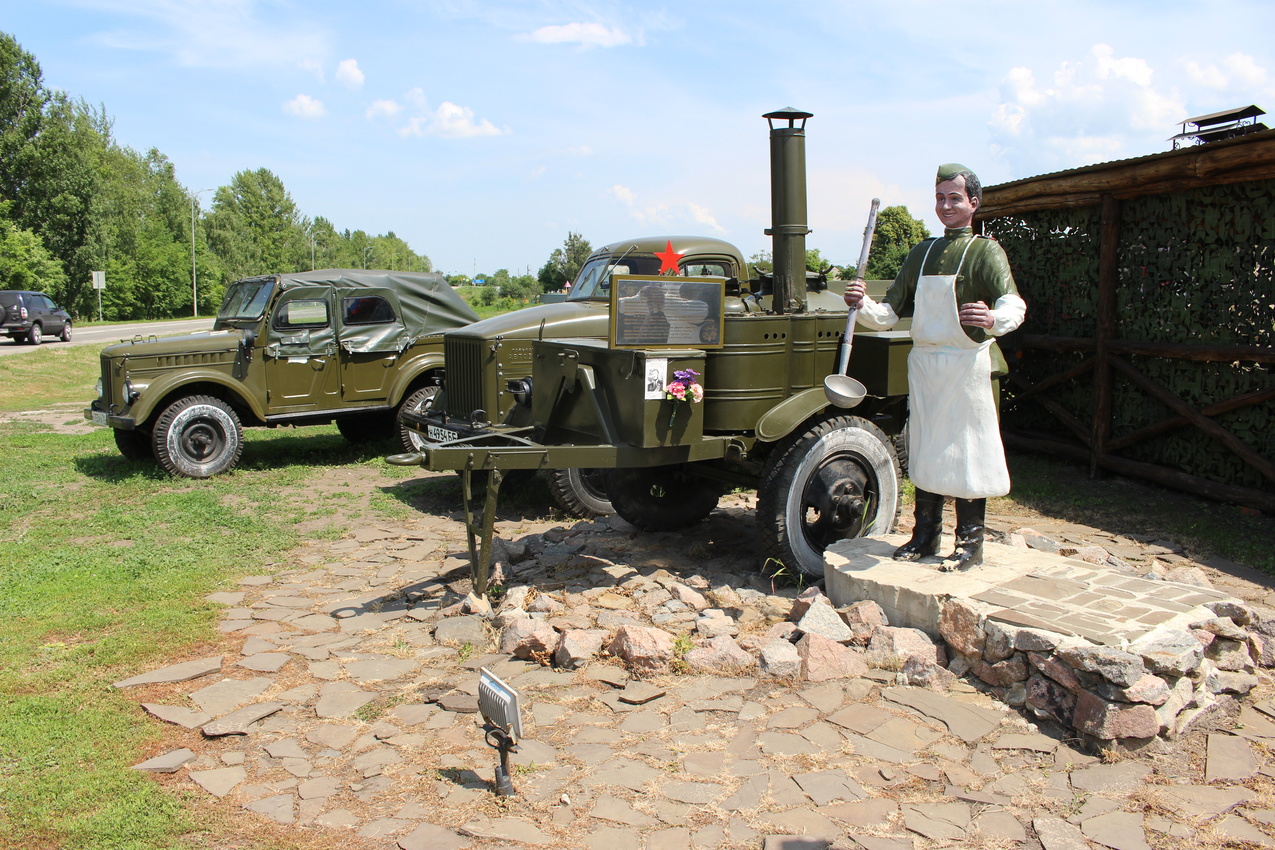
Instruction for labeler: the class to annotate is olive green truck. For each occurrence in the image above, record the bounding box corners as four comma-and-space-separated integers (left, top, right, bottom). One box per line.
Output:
391, 109, 914, 582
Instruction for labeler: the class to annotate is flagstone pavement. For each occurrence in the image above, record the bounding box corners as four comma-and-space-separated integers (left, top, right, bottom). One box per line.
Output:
118, 478, 1275, 850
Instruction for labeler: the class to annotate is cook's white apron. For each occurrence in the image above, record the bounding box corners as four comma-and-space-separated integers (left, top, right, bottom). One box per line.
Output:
907, 238, 1011, 499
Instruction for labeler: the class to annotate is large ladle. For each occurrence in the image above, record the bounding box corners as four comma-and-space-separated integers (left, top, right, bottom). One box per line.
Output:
824, 198, 881, 408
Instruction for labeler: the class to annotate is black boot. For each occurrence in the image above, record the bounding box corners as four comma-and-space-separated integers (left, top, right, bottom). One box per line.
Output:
894, 489, 944, 561
943, 498, 986, 571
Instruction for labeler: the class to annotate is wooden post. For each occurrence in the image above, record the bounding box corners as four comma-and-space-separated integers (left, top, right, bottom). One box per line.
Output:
1091, 194, 1120, 478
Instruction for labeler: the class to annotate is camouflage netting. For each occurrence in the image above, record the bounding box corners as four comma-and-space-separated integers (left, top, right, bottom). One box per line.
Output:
985, 180, 1275, 495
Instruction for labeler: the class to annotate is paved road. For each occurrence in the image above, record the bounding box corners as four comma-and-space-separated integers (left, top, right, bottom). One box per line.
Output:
0, 318, 215, 356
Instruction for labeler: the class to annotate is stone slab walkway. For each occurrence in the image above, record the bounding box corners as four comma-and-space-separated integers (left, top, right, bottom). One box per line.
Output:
115, 487, 1275, 849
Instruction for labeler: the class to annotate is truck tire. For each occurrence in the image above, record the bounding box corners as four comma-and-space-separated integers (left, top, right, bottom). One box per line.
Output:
27, 323, 42, 345
892, 421, 909, 477
337, 412, 395, 444
153, 395, 243, 478
113, 428, 153, 462
395, 386, 438, 453
547, 468, 614, 518
606, 465, 721, 531
758, 413, 901, 577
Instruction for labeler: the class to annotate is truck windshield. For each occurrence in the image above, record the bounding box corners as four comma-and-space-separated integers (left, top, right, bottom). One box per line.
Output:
567, 255, 663, 302
217, 281, 275, 321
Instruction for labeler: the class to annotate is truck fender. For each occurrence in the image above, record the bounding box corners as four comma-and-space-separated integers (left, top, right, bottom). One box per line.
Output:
127, 370, 267, 426
754, 387, 832, 443
387, 352, 446, 405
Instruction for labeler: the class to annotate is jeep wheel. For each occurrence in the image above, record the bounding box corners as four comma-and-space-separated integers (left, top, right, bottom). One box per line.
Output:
60, 321, 72, 343
757, 413, 900, 577
606, 464, 721, 531
395, 386, 438, 452
153, 395, 243, 478
547, 467, 614, 518
27, 323, 42, 345
337, 412, 396, 444
113, 428, 153, 462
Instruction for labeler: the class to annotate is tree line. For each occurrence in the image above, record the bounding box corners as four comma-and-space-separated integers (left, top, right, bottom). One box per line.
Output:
0, 32, 431, 321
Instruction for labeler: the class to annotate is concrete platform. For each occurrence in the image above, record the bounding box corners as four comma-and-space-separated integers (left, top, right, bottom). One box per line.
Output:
825, 534, 1239, 647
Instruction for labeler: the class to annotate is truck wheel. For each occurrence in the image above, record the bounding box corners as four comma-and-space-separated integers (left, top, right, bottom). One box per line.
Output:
758, 413, 901, 577
892, 421, 909, 476
27, 323, 42, 345
606, 465, 721, 531
395, 386, 438, 452
337, 412, 395, 444
152, 395, 243, 478
113, 428, 153, 462
547, 468, 614, 518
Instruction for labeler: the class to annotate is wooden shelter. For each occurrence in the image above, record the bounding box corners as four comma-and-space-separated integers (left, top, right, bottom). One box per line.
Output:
976, 129, 1275, 513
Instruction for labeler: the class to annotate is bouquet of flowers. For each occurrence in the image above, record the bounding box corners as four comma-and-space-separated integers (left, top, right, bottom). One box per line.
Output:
665, 368, 703, 425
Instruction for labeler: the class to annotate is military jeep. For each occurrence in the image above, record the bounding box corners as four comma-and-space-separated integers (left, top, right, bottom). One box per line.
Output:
85, 269, 478, 477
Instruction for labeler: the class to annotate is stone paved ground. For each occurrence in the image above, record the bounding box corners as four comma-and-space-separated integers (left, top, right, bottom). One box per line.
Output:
118, 468, 1275, 849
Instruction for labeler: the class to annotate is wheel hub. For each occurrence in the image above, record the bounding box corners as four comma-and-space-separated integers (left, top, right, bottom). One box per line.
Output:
800, 454, 872, 549
182, 423, 221, 460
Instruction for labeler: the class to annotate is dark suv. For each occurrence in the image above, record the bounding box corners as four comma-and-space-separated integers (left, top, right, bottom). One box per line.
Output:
0, 290, 72, 345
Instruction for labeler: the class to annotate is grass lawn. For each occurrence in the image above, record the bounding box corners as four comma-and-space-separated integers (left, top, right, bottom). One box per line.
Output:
0, 342, 1271, 848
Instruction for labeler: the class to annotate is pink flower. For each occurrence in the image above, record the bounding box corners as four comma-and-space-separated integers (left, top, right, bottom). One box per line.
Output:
690, 383, 704, 402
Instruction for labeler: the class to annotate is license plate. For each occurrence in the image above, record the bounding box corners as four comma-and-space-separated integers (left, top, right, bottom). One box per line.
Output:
427, 425, 460, 442
92, 411, 108, 426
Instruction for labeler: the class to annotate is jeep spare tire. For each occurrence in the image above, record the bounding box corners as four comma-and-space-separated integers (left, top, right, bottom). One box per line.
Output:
153, 395, 244, 478
606, 464, 721, 531
757, 413, 901, 577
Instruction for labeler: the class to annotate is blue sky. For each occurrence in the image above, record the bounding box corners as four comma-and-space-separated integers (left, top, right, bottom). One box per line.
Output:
7, 0, 1274, 275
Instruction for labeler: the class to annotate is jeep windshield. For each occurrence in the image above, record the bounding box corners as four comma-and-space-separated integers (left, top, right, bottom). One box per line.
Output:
216, 280, 276, 322
567, 255, 664, 302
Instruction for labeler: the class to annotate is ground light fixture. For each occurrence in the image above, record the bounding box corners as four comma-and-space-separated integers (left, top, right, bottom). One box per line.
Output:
478, 668, 524, 797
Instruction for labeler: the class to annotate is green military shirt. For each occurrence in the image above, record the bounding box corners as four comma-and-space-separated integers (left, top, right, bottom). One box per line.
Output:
882, 227, 1019, 346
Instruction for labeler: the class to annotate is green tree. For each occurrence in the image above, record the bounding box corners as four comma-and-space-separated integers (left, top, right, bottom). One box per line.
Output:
863, 205, 929, 281
538, 231, 591, 290
204, 168, 309, 284
0, 203, 65, 295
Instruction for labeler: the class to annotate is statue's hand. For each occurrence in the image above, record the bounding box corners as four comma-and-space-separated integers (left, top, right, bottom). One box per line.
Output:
959, 301, 994, 329
844, 278, 866, 309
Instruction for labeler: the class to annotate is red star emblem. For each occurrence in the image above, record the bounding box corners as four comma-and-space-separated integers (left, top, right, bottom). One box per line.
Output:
654, 239, 684, 275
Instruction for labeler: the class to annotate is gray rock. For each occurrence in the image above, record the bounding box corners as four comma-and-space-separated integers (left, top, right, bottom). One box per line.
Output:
202, 702, 284, 736
243, 793, 295, 824
132, 748, 196, 773
797, 597, 855, 643
113, 656, 223, 688
1034, 815, 1091, 850
1206, 733, 1257, 782
187, 677, 272, 715
759, 639, 802, 678
460, 817, 554, 845
315, 682, 376, 718
881, 687, 1003, 743
685, 635, 755, 673
1080, 811, 1150, 850
141, 703, 212, 729
189, 765, 247, 798
1131, 630, 1204, 677
1057, 645, 1146, 687
434, 615, 489, 646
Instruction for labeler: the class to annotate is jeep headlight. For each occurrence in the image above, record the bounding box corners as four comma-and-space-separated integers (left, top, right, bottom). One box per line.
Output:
95, 378, 103, 399
123, 380, 147, 404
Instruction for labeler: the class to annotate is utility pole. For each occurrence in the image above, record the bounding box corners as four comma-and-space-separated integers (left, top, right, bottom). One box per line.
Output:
190, 188, 212, 318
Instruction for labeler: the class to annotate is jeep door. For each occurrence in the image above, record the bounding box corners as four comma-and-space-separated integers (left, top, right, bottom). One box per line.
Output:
334, 288, 410, 403
262, 286, 340, 411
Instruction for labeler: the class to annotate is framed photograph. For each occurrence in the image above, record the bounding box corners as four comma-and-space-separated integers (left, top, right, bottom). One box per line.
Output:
610, 275, 725, 349
643, 357, 668, 400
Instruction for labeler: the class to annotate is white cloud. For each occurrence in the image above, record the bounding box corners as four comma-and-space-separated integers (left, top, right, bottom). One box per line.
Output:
397, 100, 506, 139
336, 58, 365, 89
297, 57, 324, 81
283, 94, 326, 118
559, 144, 593, 156
1184, 52, 1268, 91
366, 99, 401, 119
81, 0, 328, 70
989, 44, 1186, 171
528, 165, 547, 180
517, 22, 633, 48
609, 184, 724, 232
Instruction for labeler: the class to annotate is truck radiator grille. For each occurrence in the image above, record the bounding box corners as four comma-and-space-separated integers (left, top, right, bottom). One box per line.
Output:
444, 337, 486, 417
